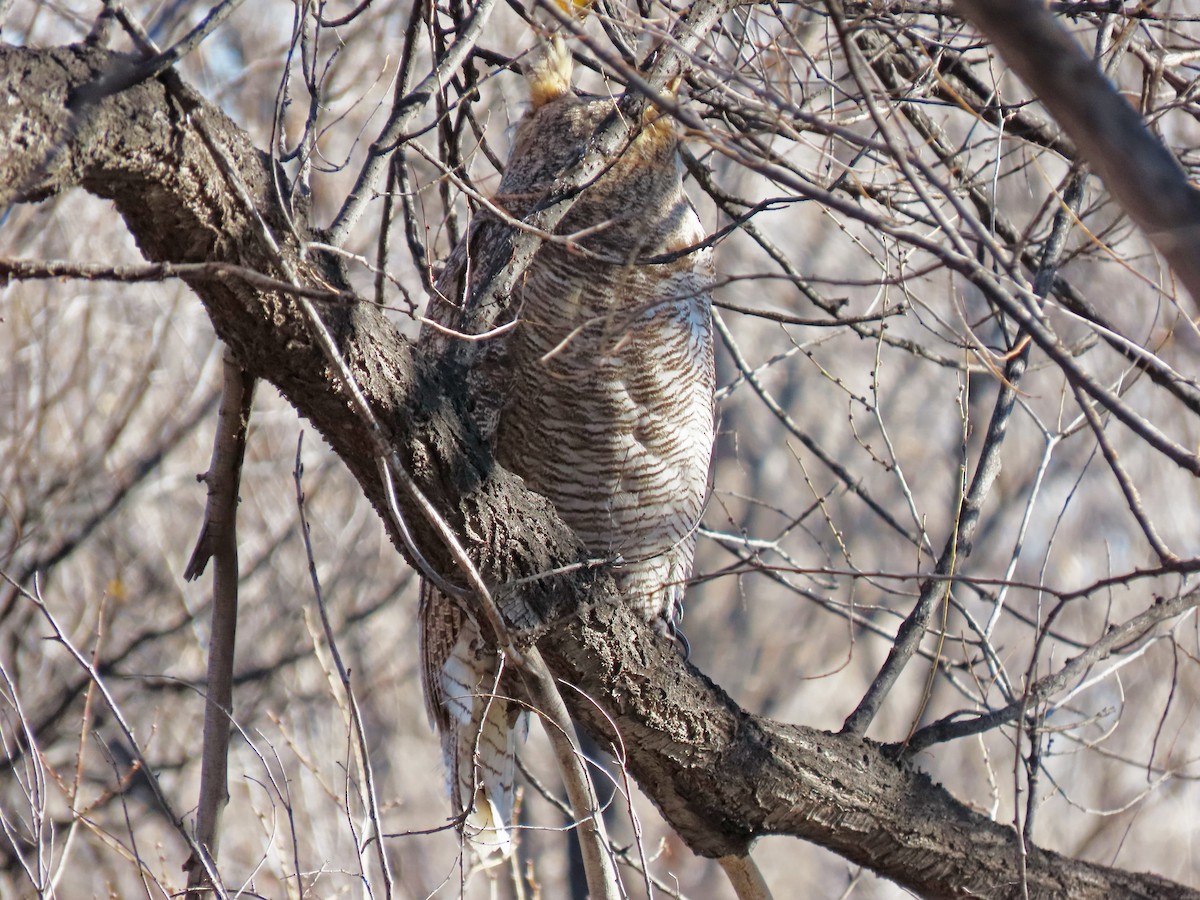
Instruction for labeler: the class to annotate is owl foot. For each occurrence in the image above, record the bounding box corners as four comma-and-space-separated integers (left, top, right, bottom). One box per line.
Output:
667, 620, 691, 662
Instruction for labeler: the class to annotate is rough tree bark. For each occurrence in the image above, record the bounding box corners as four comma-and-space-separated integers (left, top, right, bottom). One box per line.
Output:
0, 43, 1192, 900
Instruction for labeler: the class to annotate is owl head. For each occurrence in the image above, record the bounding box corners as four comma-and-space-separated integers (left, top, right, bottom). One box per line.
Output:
503, 29, 685, 223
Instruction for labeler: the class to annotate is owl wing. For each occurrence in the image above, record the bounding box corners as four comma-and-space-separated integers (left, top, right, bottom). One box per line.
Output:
618, 264, 716, 624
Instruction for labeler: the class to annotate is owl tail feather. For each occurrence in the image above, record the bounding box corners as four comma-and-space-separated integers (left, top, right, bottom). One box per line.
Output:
462, 786, 514, 860
441, 649, 529, 863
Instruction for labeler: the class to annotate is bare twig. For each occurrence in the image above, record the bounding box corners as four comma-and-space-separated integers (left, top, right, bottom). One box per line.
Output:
69, 0, 248, 109
952, 0, 1200, 305
520, 654, 622, 900
183, 347, 256, 897
0, 256, 352, 301
905, 588, 1200, 753
294, 437, 392, 899
1069, 383, 1176, 564
3, 573, 230, 899
324, 0, 499, 246
841, 171, 1085, 738
713, 313, 921, 546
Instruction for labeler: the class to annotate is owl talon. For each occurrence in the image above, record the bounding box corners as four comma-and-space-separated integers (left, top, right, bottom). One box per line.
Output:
668, 622, 691, 662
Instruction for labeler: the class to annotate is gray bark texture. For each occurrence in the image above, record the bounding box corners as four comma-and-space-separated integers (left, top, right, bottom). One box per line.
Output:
1, 43, 1193, 900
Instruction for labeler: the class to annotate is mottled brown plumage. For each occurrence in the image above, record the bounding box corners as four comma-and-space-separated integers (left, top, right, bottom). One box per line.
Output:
418, 35, 715, 859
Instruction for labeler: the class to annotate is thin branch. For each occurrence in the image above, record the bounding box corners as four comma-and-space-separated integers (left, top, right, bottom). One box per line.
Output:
712, 297, 902, 327
713, 313, 922, 547
182, 348, 255, 897
324, 0, 499, 246
294, 438, 393, 898
69, 0, 248, 108
3, 574, 230, 899
842, 171, 1085, 738
0, 257, 349, 300
952, 0, 1200, 305
1069, 383, 1176, 564
905, 588, 1200, 753
718, 855, 774, 900
520, 652, 622, 900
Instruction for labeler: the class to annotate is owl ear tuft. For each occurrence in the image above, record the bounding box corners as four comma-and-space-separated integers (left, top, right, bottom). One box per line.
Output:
526, 34, 574, 109
552, 0, 593, 17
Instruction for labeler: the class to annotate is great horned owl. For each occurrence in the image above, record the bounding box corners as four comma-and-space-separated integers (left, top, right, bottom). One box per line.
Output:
418, 35, 715, 860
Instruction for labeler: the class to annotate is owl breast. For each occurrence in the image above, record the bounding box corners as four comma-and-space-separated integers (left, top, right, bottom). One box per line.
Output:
495, 207, 715, 623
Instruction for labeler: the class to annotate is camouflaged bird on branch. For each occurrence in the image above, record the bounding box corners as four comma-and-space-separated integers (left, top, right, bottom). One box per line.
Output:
417, 29, 716, 860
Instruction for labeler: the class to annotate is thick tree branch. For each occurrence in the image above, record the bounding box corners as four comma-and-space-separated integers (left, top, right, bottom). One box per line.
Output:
1, 43, 1194, 900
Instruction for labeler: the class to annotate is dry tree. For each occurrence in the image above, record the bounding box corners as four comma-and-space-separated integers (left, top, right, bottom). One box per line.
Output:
3, 0, 1200, 897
